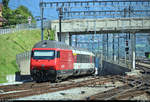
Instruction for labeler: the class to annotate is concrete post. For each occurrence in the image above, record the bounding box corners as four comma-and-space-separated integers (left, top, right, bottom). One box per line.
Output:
112, 34, 115, 62
100, 52, 103, 75
69, 33, 72, 46
131, 33, 136, 70
61, 33, 70, 45
55, 32, 59, 41
128, 33, 132, 69
107, 33, 108, 60
118, 33, 120, 64
40, 6, 44, 41
125, 34, 127, 65
102, 34, 105, 60
58, 7, 63, 42
75, 35, 77, 47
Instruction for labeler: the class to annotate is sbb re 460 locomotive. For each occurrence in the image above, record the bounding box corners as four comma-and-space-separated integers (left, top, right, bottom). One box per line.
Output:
30, 40, 95, 82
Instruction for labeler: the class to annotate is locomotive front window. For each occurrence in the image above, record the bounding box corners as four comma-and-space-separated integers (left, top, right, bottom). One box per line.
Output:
33, 50, 55, 59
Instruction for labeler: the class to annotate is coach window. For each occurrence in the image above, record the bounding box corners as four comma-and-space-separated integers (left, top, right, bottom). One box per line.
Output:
83, 55, 85, 63
79, 54, 81, 63
92, 56, 95, 63
83, 55, 86, 63
81, 54, 83, 63
82, 55, 84, 63
86, 55, 88, 63
82, 54, 84, 63
86, 55, 89, 63
57, 51, 60, 58
87, 55, 89, 63
85, 55, 87, 63
77, 54, 81, 63
77, 54, 79, 63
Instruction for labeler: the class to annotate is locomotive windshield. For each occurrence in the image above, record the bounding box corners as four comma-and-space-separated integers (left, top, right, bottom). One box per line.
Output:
33, 50, 55, 59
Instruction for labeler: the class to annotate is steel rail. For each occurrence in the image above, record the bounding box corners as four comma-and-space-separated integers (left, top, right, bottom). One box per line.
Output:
86, 76, 146, 100
105, 79, 143, 100
0, 75, 120, 99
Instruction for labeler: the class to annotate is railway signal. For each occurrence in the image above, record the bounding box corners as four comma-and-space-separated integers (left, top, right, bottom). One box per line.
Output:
57, 7, 63, 42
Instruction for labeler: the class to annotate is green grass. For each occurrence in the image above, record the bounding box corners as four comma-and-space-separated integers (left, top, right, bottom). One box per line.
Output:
0, 29, 49, 83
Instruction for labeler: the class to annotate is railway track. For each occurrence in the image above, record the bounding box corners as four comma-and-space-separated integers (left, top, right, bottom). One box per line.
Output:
86, 73, 150, 100
0, 75, 95, 92
1, 66, 150, 100
136, 60, 150, 74
0, 75, 122, 100
0, 75, 99, 92
91, 60, 150, 100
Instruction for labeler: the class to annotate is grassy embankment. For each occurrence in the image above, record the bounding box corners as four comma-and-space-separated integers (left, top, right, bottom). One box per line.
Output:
0, 29, 54, 83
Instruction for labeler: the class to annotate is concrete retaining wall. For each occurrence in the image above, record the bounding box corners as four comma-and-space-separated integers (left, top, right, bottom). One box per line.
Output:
16, 51, 31, 75
100, 60, 131, 75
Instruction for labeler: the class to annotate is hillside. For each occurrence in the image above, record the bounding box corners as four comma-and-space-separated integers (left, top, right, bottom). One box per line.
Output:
0, 29, 51, 83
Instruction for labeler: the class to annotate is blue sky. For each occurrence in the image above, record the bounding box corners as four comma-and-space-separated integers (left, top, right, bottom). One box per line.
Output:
0, 0, 59, 20
0, 0, 149, 55
0, 0, 149, 21
3, 0, 60, 26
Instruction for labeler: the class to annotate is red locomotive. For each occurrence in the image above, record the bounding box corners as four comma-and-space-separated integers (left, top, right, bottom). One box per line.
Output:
30, 40, 95, 82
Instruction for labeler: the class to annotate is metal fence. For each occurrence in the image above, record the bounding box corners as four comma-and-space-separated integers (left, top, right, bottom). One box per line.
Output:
16, 51, 31, 75
0, 23, 40, 35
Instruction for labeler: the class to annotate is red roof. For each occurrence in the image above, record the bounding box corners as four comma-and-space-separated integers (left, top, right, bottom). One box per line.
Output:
0, 16, 7, 22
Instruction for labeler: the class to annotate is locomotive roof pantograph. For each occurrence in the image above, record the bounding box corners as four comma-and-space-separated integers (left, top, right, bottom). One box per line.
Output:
33, 40, 72, 50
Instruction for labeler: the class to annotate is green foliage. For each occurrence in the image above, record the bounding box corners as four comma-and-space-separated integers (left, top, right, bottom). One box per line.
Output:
0, 29, 49, 83
14, 5, 35, 24
50, 30, 55, 40
2, 0, 35, 27
2, 0, 9, 8
45, 29, 55, 40
0, 29, 55, 83
2, 7, 14, 26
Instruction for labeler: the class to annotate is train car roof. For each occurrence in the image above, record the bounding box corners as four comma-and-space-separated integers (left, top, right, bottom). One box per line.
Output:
33, 40, 93, 54
33, 40, 72, 50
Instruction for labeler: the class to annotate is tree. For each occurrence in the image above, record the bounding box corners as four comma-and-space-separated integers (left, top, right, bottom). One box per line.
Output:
2, 0, 9, 8
2, 7, 13, 26
14, 5, 35, 24
2, 3, 36, 27
46, 29, 55, 40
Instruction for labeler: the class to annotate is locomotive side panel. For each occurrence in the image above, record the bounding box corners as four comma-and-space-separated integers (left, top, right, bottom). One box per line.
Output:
56, 50, 74, 78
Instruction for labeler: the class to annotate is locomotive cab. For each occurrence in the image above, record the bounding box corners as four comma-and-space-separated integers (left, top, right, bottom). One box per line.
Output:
30, 49, 60, 82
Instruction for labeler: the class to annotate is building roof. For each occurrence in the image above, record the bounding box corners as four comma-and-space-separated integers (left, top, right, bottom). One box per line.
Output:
0, 16, 7, 22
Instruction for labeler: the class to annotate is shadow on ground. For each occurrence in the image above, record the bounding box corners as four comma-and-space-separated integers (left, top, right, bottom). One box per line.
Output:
15, 72, 32, 82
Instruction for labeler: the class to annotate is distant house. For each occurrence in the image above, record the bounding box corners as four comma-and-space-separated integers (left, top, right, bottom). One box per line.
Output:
0, 3, 7, 27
